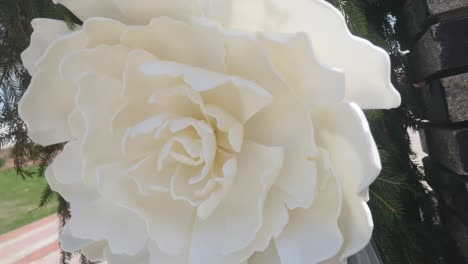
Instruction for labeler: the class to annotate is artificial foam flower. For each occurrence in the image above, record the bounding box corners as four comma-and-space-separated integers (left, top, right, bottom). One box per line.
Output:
19, 0, 400, 263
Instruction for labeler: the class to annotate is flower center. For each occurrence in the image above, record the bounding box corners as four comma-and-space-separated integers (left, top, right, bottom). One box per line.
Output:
124, 84, 243, 219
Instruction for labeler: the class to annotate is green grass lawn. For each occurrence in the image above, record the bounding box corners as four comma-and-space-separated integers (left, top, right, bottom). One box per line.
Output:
0, 167, 57, 235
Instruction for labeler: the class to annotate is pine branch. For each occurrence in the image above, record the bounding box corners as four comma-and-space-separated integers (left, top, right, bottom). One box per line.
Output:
38, 184, 56, 208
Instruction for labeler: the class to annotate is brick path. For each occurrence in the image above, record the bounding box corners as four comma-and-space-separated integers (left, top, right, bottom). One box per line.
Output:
0, 215, 78, 264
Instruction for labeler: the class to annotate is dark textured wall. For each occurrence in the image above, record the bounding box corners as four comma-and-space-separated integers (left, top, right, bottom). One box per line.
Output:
404, 0, 468, 262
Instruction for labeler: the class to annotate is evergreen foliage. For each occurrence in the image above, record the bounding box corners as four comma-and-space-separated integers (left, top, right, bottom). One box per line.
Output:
0, 0, 454, 263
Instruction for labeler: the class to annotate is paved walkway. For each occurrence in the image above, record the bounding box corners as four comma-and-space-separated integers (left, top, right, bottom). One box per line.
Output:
0, 214, 72, 264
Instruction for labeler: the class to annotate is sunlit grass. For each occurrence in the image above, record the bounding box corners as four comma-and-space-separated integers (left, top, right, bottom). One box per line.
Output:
0, 167, 56, 235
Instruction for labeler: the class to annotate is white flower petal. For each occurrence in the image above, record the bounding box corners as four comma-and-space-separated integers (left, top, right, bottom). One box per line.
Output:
196, 152, 237, 219
189, 204, 226, 264
103, 245, 150, 264
121, 16, 225, 72
200, 78, 272, 124
67, 199, 148, 255
222, 140, 284, 254
274, 149, 317, 209
313, 102, 379, 260
59, 224, 94, 253
19, 30, 90, 146
60, 45, 130, 82
76, 74, 125, 163
248, 242, 282, 264
224, 187, 289, 263
260, 32, 345, 108
83, 18, 125, 45
114, 50, 168, 131
141, 192, 195, 256
313, 102, 380, 198
21, 19, 71, 74
327, 194, 373, 263
68, 109, 85, 139
19, 73, 75, 145
223, 32, 283, 98
274, 170, 343, 264
204, 0, 400, 109
36, 30, 90, 73
97, 163, 195, 256
148, 85, 205, 120
121, 115, 167, 159
203, 104, 244, 152
131, 155, 176, 194
45, 154, 99, 211
50, 141, 82, 184
224, 32, 317, 157
53, 0, 127, 23
140, 60, 272, 123
113, 0, 202, 24
81, 240, 107, 261
275, 170, 343, 264
148, 240, 187, 264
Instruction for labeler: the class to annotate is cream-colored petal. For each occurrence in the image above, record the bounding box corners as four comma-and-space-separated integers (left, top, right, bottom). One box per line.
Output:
313, 102, 380, 198
137, 192, 195, 256
45, 165, 99, 213
113, 0, 202, 24
36, 30, 90, 73
274, 170, 343, 264
113, 50, 168, 134
222, 140, 284, 254
60, 45, 129, 82
148, 240, 186, 264
260, 32, 345, 108
223, 31, 283, 98
148, 84, 205, 120
189, 204, 226, 264
21, 19, 71, 74
122, 50, 159, 102
323, 195, 373, 264
168, 118, 216, 183
274, 149, 317, 209
196, 151, 237, 219
204, 0, 400, 109
121, 16, 225, 72
67, 199, 148, 255
18, 73, 75, 146
19, 30, 90, 146
59, 223, 94, 253
81, 241, 107, 261
224, 32, 316, 157
140, 60, 272, 123
53, 0, 127, 23
83, 18, 125, 45
76, 74, 125, 163
313, 102, 379, 260
50, 141, 83, 184
248, 242, 282, 264
121, 115, 167, 159
200, 78, 272, 124
130, 155, 176, 194
224, 187, 289, 263
103, 245, 150, 264
97, 164, 195, 256
68, 109, 85, 139
203, 104, 244, 152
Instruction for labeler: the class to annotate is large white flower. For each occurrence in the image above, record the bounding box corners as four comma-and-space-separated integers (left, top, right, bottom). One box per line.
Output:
19, 0, 400, 263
